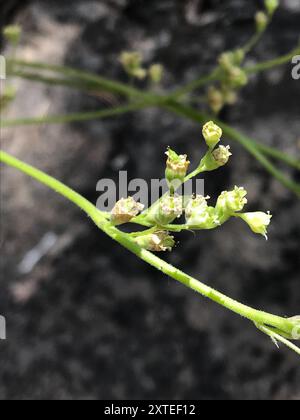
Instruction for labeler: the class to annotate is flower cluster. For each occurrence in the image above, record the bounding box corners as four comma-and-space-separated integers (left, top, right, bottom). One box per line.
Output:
120, 51, 164, 83
110, 122, 273, 252
207, 49, 248, 114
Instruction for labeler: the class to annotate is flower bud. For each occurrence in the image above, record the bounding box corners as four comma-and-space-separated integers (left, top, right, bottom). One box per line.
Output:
149, 64, 164, 83
228, 67, 248, 88
199, 146, 232, 172
222, 88, 238, 106
185, 195, 220, 229
264, 0, 279, 16
212, 145, 232, 167
165, 149, 190, 186
238, 211, 272, 239
135, 230, 175, 252
3, 25, 22, 45
202, 121, 223, 149
207, 86, 224, 115
147, 194, 183, 226
255, 11, 269, 33
216, 186, 248, 215
120, 51, 147, 80
111, 197, 144, 225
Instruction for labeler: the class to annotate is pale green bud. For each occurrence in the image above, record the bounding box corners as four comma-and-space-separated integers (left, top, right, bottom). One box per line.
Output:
120, 51, 147, 80
165, 149, 190, 186
185, 195, 220, 229
207, 86, 224, 115
199, 146, 232, 172
144, 194, 183, 226
255, 11, 269, 33
228, 67, 249, 88
149, 64, 164, 83
264, 0, 279, 16
202, 121, 223, 149
238, 211, 272, 239
111, 197, 144, 225
212, 146, 232, 167
135, 230, 175, 252
219, 50, 245, 71
216, 186, 248, 215
3, 25, 22, 45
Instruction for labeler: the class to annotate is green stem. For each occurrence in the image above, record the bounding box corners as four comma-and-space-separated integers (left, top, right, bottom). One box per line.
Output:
0, 102, 151, 128
8, 59, 161, 102
0, 149, 298, 345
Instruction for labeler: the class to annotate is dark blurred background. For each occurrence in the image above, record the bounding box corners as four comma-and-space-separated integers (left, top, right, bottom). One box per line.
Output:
0, 0, 300, 400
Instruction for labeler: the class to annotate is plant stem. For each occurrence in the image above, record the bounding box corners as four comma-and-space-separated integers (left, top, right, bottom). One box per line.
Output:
0, 102, 151, 128
1, 149, 298, 345
8, 59, 161, 102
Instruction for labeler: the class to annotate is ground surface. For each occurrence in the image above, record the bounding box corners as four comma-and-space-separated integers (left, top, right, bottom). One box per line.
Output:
0, 0, 300, 400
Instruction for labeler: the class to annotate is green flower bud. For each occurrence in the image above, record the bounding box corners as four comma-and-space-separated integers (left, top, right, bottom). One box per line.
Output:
154, 194, 183, 226
238, 211, 272, 239
202, 121, 223, 149
135, 230, 175, 252
255, 11, 269, 33
207, 86, 224, 115
111, 197, 144, 225
149, 64, 164, 83
3, 25, 22, 45
212, 146, 232, 167
120, 51, 147, 80
264, 0, 279, 16
222, 87, 238, 105
165, 149, 190, 186
228, 67, 249, 88
185, 195, 220, 229
199, 146, 232, 172
216, 186, 248, 215
219, 50, 245, 71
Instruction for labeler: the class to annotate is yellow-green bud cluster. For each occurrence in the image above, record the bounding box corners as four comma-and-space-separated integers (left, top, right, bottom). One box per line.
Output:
199, 122, 232, 171
120, 51, 164, 83
120, 52, 147, 80
208, 49, 248, 114
111, 197, 144, 225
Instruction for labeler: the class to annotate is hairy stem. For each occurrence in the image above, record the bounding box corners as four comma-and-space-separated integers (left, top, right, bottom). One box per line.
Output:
1, 149, 298, 346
